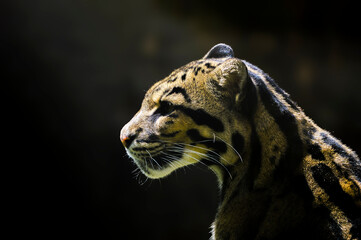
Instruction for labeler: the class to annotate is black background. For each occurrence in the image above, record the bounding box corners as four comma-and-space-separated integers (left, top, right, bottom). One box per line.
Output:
4, 0, 360, 239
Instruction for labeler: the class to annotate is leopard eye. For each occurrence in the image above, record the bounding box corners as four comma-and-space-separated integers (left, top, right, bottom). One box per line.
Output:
156, 101, 175, 116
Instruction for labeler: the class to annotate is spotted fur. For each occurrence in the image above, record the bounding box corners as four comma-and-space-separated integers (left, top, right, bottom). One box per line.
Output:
120, 43, 361, 239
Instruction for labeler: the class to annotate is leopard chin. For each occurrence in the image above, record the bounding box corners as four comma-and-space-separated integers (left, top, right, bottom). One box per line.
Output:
126, 146, 200, 179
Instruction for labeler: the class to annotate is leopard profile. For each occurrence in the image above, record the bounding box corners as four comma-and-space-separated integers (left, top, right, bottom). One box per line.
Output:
120, 43, 361, 239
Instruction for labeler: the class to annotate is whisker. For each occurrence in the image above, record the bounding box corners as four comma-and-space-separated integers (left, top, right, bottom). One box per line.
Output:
161, 151, 179, 161
127, 137, 237, 181
177, 152, 200, 173
185, 152, 219, 176
160, 151, 179, 170
161, 150, 194, 175
183, 148, 233, 179
161, 138, 241, 163
213, 133, 243, 162
172, 142, 231, 165
135, 169, 149, 185
166, 145, 233, 179
146, 150, 162, 169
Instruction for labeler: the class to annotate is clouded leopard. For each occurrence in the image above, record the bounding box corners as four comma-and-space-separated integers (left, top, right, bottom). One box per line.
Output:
120, 43, 361, 240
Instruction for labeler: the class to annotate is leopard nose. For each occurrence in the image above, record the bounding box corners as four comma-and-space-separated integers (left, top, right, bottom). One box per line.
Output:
120, 132, 136, 148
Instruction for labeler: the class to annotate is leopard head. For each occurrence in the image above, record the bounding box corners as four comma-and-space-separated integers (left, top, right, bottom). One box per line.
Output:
120, 44, 256, 181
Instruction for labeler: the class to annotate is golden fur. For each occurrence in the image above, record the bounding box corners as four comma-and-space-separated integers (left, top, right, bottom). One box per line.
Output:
121, 44, 361, 239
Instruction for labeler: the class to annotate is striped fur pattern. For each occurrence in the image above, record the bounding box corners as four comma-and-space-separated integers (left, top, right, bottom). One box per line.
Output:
120, 44, 361, 239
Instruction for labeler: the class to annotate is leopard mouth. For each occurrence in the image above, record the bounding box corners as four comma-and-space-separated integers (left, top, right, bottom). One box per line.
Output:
126, 143, 186, 178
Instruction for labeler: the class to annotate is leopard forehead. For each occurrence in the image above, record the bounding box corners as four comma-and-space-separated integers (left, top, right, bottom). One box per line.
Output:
146, 58, 232, 105
165, 58, 224, 83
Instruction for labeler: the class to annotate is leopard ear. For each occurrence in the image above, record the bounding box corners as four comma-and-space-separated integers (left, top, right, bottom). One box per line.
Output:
210, 59, 248, 89
207, 59, 250, 104
203, 43, 234, 59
